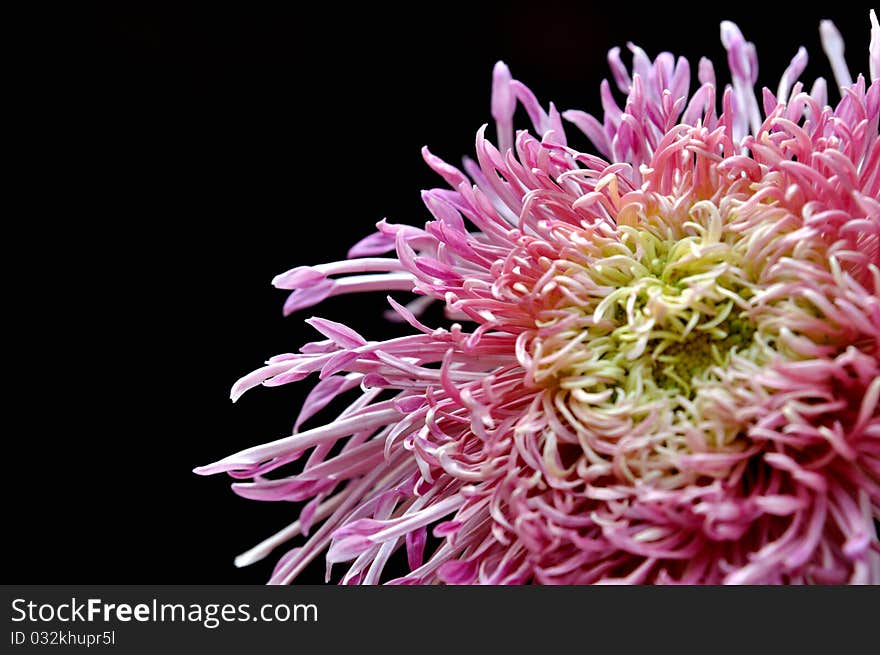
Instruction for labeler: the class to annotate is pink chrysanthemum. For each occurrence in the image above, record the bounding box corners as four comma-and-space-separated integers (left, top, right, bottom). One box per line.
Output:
197, 14, 880, 584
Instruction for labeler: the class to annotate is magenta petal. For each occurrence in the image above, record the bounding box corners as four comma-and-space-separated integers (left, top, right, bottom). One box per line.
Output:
326, 535, 375, 563
406, 527, 427, 570
438, 560, 478, 584
305, 317, 366, 348
393, 396, 425, 413
433, 520, 462, 538
282, 279, 335, 316
294, 375, 360, 432
272, 266, 326, 290
299, 495, 323, 537
347, 230, 396, 258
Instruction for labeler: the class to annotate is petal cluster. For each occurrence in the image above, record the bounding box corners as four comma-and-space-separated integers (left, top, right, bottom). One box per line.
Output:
197, 14, 880, 584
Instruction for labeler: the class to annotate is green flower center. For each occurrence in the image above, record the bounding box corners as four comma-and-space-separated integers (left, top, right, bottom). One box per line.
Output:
535, 201, 761, 393
528, 201, 768, 471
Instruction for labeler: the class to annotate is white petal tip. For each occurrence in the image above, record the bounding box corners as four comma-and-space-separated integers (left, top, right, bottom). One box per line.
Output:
819, 20, 842, 45
234, 552, 261, 568
719, 21, 741, 46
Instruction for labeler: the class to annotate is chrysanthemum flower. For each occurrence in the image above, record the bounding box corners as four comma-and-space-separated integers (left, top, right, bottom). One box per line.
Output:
197, 13, 880, 584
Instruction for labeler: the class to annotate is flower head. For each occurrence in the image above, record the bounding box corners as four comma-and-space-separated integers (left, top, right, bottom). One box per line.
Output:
197, 13, 880, 584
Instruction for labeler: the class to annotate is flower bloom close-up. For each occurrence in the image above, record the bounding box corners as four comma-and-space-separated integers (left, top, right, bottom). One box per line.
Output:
196, 13, 880, 584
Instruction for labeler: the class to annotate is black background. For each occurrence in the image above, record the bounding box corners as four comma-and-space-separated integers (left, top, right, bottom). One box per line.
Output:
11, 3, 876, 583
